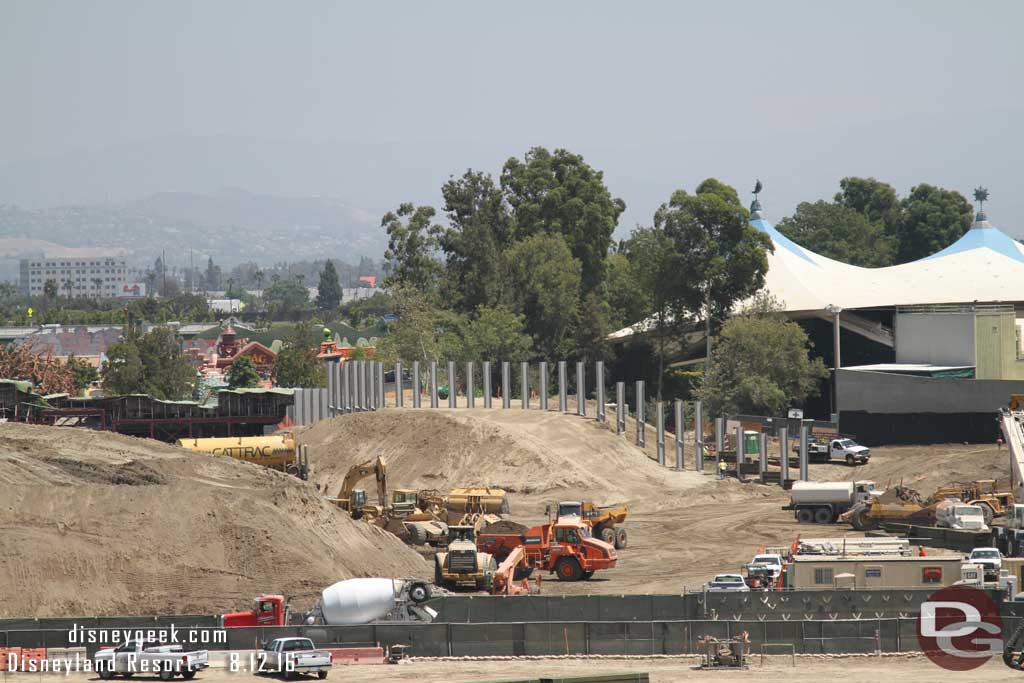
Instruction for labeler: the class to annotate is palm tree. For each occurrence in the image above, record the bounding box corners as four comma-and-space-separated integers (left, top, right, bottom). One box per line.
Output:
92, 277, 104, 300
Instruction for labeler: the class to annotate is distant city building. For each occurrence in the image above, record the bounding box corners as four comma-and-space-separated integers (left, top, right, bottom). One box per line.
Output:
341, 287, 382, 302
19, 256, 144, 298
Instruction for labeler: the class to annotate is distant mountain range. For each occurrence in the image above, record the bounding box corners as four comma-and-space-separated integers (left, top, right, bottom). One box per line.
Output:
0, 187, 385, 270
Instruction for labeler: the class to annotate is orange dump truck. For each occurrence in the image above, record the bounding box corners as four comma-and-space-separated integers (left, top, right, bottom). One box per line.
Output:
476, 519, 617, 582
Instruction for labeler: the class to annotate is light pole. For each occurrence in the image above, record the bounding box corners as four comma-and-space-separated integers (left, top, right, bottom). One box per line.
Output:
825, 304, 842, 419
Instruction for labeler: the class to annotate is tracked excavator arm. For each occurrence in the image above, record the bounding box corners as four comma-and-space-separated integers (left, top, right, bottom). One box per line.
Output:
334, 455, 388, 513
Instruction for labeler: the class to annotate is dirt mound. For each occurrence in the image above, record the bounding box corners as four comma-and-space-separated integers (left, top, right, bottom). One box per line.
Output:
481, 520, 530, 535
300, 408, 706, 506
0, 423, 428, 618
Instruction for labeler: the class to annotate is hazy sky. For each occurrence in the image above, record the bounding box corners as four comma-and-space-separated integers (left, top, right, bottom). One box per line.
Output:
2, 0, 1022, 234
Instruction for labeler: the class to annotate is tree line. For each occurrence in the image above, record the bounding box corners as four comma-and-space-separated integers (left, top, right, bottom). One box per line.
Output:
776, 177, 975, 267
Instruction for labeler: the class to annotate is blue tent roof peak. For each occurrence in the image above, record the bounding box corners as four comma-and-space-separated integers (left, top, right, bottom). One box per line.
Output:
922, 213, 1024, 265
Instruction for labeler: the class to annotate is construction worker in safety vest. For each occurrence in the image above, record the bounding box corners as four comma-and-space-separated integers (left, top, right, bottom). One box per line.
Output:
718, 460, 727, 480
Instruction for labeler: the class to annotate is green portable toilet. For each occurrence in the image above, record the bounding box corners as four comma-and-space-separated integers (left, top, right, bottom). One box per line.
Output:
744, 430, 760, 455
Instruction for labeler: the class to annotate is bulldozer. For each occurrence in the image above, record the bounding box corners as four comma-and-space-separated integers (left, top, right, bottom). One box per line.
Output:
329, 455, 388, 520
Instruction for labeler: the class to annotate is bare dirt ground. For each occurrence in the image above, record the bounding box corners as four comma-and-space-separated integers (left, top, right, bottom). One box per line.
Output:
300, 407, 1008, 595
3, 656, 1018, 682
0, 423, 428, 618
1, 408, 1006, 618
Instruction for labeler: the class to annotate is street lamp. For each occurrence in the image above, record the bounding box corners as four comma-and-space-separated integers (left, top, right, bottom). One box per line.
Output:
825, 304, 842, 420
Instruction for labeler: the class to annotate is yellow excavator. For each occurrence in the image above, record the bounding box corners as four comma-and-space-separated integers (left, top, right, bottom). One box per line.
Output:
330, 455, 388, 520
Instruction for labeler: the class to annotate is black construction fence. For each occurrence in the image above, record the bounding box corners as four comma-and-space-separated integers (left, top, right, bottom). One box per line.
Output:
5, 591, 1021, 658
5, 617, 1024, 657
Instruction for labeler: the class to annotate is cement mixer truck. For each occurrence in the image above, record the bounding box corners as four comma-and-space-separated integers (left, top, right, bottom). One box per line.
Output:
221, 578, 436, 628
177, 433, 309, 480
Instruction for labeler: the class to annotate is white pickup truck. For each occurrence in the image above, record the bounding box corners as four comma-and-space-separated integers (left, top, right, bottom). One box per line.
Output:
259, 637, 332, 679
94, 638, 209, 680
798, 437, 870, 466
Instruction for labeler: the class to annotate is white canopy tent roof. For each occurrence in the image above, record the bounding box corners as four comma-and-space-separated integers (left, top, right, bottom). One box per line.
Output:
610, 209, 1024, 344
749, 212, 1024, 313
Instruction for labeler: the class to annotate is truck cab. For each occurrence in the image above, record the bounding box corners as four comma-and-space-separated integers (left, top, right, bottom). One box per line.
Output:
222, 594, 289, 627
968, 547, 1003, 579
390, 489, 420, 515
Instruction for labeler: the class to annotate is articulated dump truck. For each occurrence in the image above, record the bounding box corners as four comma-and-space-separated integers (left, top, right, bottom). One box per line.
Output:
176, 432, 309, 480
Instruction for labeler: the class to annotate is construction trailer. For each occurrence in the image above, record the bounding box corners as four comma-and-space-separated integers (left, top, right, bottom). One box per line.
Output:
785, 554, 964, 590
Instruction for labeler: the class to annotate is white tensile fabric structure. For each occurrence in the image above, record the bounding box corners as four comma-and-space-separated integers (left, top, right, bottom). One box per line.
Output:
750, 213, 1024, 313
609, 210, 1023, 343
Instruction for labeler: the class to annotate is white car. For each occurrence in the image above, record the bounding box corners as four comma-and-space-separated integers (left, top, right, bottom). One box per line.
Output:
94, 638, 209, 680
706, 574, 750, 592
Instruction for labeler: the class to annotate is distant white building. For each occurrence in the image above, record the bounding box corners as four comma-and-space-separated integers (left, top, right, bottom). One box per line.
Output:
19, 256, 143, 298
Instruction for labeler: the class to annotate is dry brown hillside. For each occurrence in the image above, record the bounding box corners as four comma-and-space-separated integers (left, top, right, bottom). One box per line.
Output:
0, 423, 428, 618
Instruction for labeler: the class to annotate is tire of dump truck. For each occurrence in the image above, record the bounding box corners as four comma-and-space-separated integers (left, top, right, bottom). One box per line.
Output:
615, 527, 628, 549
814, 508, 834, 524
600, 527, 615, 545
555, 557, 583, 581
796, 508, 815, 524
407, 523, 428, 546
973, 501, 995, 527
434, 556, 445, 585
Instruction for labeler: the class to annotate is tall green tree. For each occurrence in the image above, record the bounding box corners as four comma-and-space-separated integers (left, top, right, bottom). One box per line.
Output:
315, 259, 343, 310
603, 252, 647, 330
263, 278, 310, 321
136, 327, 196, 399
621, 226, 679, 397
834, 177, 901, 237
696, 294, 828, 417
656, 179, 773, 344
273, 321, 325, 387
777, 201, 895, 267
382, 203, 442, 291
65, 354, 99, 393
376, 285, 464, 364
501, 147, 625, 292
896, 184, 973, 262
499, 233, 582, 359
226, 355, 261, 389
102, 342, 144, 395
101, 327, 195, 399
438, 170, 513, 312
459, 305, 533, 363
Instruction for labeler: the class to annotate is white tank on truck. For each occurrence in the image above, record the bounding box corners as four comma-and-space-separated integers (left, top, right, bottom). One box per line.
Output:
308, 578, 436, 625
784, 481, 878, 524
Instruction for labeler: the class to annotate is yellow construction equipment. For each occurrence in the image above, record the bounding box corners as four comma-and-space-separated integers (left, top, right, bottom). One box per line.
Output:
931, 480, 1014, 525
330, 455, 388, 519
401, 487, 511, 546
176, 433, 308, 479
